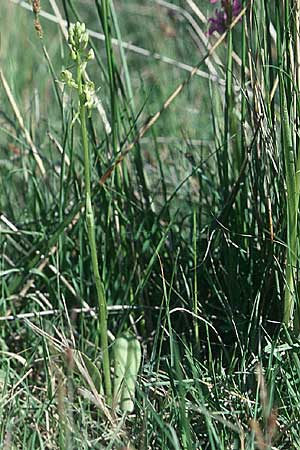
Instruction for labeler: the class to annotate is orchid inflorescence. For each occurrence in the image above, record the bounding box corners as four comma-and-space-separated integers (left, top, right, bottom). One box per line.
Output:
208, 0, 242, 36
61, 22, 97, 112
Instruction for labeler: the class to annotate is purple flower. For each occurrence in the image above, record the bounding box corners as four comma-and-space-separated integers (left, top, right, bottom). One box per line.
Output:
208, 9, 227, 35
232, 0, 242, 15
208, 0, 242, 36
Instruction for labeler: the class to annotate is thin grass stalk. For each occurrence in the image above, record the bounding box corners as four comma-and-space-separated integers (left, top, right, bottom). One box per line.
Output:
281, 85, 298, 326
110, 0, 134, 111
109, 1, 151, 209
193, 208, 199, 346
222, 23, 235, 308
223, 27, 233, 200
293, 0, 300, 330
241, 0, 247, 154
276, 1, 300, 328
175, 351, 194, 450
236, 0, 248, 259
31, 4, 64, 118
263, 0, 275, 123
96, 0, 119, 153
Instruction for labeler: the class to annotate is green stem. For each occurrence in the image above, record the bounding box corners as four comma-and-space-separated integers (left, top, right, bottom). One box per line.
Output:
77, 62, 112, 404
281, 82, 298, 328
276, 1, 300, 329
99, 0, 119, 154
193, 208, 199, 347
223, 27, 233, 200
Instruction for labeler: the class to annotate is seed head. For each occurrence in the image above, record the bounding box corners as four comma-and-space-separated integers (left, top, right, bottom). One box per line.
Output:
32, 0, 43, 37
32, 0, 40, 15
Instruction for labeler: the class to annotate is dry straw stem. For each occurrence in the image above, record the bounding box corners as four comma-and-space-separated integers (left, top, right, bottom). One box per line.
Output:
0, 70, 46, 176
251, 364, 278, 449
250, 413, 278, 450
0, 304, 155, 323
99, 6, 247, 187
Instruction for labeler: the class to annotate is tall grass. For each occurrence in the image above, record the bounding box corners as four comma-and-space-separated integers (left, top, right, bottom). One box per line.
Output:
1, 0, 300, 448
278, 0, 300, 330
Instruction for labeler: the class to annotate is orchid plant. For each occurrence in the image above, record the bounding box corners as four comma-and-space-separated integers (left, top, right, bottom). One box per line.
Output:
208, 0, 242, 35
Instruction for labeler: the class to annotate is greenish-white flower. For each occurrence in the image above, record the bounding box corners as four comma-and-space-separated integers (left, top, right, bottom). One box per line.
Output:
61, 69, 77, 89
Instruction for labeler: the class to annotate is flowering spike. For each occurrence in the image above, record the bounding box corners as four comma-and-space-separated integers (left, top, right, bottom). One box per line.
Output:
60, 22, 98, 113
208, 0, 242, 36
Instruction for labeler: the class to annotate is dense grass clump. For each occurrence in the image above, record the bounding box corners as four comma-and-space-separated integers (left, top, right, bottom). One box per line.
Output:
2, 0, 300, 448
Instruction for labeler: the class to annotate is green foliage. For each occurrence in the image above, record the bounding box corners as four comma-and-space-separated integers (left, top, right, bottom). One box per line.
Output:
113, 333, 141, 413
1, 0, 300, 448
